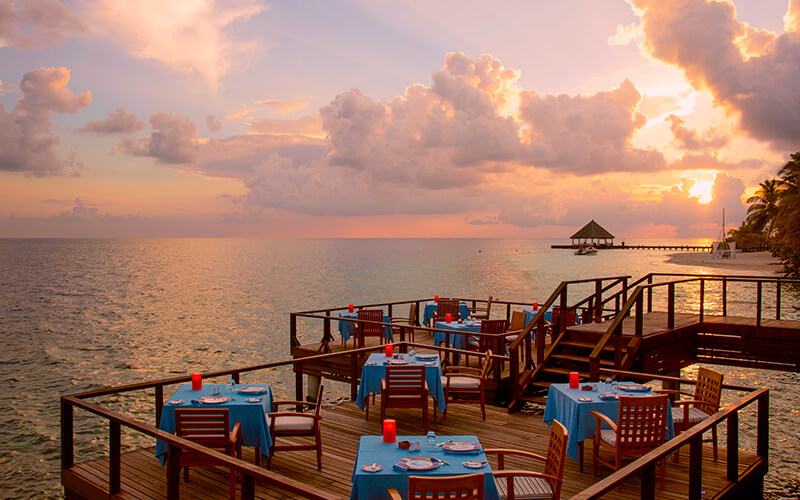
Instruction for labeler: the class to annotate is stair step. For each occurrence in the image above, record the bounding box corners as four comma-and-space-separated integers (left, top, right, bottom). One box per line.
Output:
549, 353, 615, 366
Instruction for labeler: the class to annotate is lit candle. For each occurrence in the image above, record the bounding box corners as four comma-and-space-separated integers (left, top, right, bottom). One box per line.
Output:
445, 313, 452, 323
385, 343, 393, 357
383, 419, 396, 443
532, 302, 538, 310
191, 373, 202, 391
348, 304, 354, 312
434, 295, 439, 302
569, 371, 580, 389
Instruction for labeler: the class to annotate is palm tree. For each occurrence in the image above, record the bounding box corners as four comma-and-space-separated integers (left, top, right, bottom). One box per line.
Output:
772, 152, 800, 276
745, 179, 781, 236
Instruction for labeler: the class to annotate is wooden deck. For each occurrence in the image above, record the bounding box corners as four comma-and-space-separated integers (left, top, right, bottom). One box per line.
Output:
64, 398, 760, 499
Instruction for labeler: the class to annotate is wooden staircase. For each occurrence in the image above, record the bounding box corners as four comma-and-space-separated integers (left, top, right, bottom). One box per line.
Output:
513, 325, 640, 406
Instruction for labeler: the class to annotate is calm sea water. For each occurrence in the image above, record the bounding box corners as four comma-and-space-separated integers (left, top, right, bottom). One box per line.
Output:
0, 238, 798, 498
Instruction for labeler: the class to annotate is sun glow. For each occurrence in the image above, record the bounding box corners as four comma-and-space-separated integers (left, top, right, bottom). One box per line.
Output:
688, 177, 715, 204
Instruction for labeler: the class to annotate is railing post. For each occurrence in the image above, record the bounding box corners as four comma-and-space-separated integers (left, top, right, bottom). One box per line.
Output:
242, 472, 256, 499
290, 313, 298, 349
776, 280, 782, 320
536, 319, 545, 366
722, 277, 728, 316
640, 462, 656, 500
295, 363, 304, 408
156, 384, 163, 427
689, 435, 702, 500
728, 411, 739, 482
699, 279, 705, 323
756, 281, 763, 327
594, 279, 602, 321
758, 392, 769, 458
323, 310, 331, 343
647, 275, 653, 312
351, 354, 358, 401
667, 282, 675, 330
110, 420, 121, 494
167, 444, 180, 499
61, 399, 74, 469
509, 343, 519, 410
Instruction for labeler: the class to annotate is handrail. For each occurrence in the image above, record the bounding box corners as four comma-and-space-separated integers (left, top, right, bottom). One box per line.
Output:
569, 387, 769, 499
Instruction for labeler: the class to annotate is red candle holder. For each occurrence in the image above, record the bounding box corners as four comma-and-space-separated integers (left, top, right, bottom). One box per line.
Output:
385, 343, 393, 357
191, 373, 202, 390
569, 371, 580, 389
532, 302, 539, 310
434, 295, 439, 302
383, 419, 396, 443
445, 313, 452, 323
348, 304, 354, 312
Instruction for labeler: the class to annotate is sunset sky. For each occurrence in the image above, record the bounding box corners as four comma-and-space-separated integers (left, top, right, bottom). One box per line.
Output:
1, 0, 798, 238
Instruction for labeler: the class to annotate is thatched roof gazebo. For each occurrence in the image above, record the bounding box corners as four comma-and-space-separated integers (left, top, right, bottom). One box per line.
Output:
570, 220, 615, 248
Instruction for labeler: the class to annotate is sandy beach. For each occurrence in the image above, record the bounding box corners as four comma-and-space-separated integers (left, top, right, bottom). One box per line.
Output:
665, 250, 784, 274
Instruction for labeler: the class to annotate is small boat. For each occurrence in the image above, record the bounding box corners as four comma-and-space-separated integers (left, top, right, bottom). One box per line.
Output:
575, 243, 598, 255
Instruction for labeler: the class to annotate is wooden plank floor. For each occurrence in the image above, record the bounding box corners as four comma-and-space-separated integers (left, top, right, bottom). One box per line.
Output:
65, 399, 759, 499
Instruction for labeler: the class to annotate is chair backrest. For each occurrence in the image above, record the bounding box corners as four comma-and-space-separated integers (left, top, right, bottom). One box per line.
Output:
436, 299, 460, 321
509, 310, 527, 331
384, 365, 427, 401
616, 395, 670, 453
484, 295, 493, 314
693, 367, 723, 415
480, 319, 508, 334
544, 419, 568, 498
175, 408, 232, 452
408, 472, 484, 500
408, 302, 418, 324
313, 378, 325, 418
358, 309, 384, 338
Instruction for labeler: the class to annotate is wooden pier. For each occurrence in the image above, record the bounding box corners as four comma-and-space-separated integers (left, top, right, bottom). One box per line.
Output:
550, 244, 712, 251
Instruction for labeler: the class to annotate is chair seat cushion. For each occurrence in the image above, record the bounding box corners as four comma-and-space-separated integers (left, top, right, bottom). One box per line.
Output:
272, 415, 314, 432
494, 475, 553, 499
505, 335, 519, 343
441, 376, 480, 390
672, 406, 710, 424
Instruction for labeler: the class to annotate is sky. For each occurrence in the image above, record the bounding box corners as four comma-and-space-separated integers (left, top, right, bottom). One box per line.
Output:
1, 0, 798, 239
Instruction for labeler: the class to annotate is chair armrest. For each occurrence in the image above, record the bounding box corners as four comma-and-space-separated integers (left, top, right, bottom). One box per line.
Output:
654, 389, 693, 397
483, 448, 547, 464
493, 470, 562, 486
590, 410, 617, 432
387, 488, 403, 500
672, 399, 703, 407
230, 421, 243, 457
271, 400, 316, 411
268, 411, 320, 420
443, 373, 484, 381
443, 366, 482, 375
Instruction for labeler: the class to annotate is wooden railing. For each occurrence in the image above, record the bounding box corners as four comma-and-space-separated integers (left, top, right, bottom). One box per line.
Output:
588, 274, 800, 380
570, 369, 769, 500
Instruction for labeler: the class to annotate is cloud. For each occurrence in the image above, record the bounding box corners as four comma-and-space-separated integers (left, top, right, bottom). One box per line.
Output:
0, 67, 91, 175
248, 115, 323, 136
0, 79, 16, 93
87, 0, 268, 89
78, 107, 145, 135
206, 115, 222, 132
114, 111, 197, 164
255, 99, 308, 115
630, 0, 800, 150
518, 79, 667, 174
786, 0, 800, 33
0, 0, 85, 49
666, 114, 729, 151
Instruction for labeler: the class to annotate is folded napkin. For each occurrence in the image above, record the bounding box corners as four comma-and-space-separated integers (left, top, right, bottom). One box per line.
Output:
443, 449, 483, 455
393, 464, 409, 472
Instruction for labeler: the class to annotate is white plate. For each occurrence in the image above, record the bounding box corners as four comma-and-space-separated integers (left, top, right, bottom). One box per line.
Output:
617, 384, 650, 392
398, 457, 441, 471
167, 399, 184, 405
577, 397, 593, 402
198, 396, 231, 404
462, 461, 487, 469
237, 386, 268, 394
246, 398, 263, 403
442, 441, 482, 452
415, 354, 438, 361
599, 393, 618, 401
385, 359, 409, 365
361, 463, 383, 472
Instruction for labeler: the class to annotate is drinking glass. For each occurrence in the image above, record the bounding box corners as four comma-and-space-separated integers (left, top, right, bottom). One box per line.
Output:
426, 431, 437, 449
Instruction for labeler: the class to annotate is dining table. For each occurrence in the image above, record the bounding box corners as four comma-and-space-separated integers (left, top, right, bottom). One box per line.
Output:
433, 320, 481, 364
338, 311, 393, 343
421, 301, 471, 327
355, 353, 446, 413
155, 383, 274, 466
350, 434, 500, 500
543, 382, 674, 468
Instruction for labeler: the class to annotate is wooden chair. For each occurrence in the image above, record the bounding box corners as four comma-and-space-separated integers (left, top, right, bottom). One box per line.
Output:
486, 419, 568, 500
591, 395, 670, 489
172, 408, 242, 500
657, 366, 724, 460
381, 365, 429, 432
467, 319, 507, 365
441, 350, 492, 420
433, 299, 461, 326
389, 472, 485, 500
390, 302, 417, 343
267, 378, 325, 471
506, 311, 528, 344
356, 309, 385, 348
469, 295, 493, 320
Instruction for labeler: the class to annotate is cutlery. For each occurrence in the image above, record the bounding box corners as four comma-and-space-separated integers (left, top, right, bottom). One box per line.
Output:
190, 399, 203, 406
436, 439, 455, 447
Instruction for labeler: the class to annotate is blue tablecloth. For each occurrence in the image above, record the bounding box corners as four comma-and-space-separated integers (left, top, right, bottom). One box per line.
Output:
543, 383, 674, 463
338, 312, 393, 343
422, 301, 471, 326
350, 435, 499, 500
356, 353, 446, 413
155, 383, 274, 466
433, 321, 481, 351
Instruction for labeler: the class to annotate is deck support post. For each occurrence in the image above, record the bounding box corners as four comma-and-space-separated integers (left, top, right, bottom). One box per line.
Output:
640, 462, 656, 500
155, 384, 163, 427
667, 283, 675, 330
61, 399, 74, 469
689, 436, 702, 500
758, 392, 769, 459
722, 278, 727, 316
242, 473, 256, 499
756, 282, 763, 327
295, 364, 304, 410
351, 354, 358, 401
307, 375, 321, 403
699, 279, 705, 323
110, 420, 121, 494
776, 281, 782, 320
727, 411, 739, 482
166, 444, 180, 499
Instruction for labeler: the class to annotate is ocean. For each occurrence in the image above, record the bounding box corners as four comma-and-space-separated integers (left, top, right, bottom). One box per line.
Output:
0, 238, 798, 498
